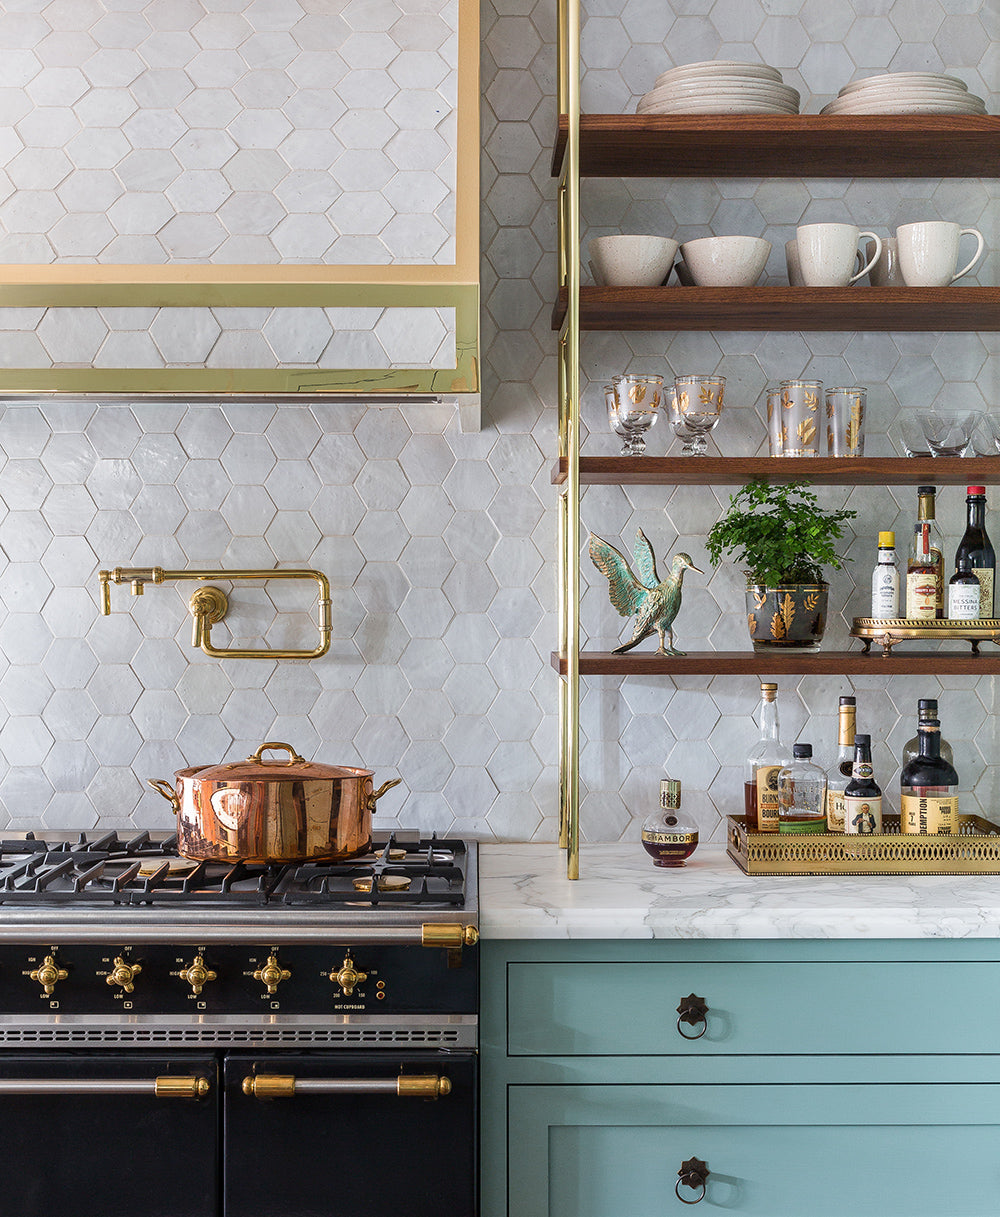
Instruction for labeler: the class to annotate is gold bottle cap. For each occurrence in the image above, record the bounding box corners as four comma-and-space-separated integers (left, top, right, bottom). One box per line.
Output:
878, 531, 895, 547
660, 778, 681, 810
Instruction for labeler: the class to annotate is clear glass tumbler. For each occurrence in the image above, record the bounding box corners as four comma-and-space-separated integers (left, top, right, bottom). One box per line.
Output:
778, 379, 822, 457
826, 386, 867, 457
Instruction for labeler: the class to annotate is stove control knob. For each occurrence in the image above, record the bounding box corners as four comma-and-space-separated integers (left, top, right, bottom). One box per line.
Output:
27, 955, 68, 996
107, 957, 142, 994
178, 955, 217, 996
329, 953, 367, 997
253, 955, 291, 995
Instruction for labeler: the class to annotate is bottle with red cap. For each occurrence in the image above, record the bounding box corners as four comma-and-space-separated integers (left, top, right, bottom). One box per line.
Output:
954, 486, 995, 618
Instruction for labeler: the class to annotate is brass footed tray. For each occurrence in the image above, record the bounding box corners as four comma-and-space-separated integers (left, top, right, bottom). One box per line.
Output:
727, 814, 1000, 876
851, 616, 1000, 656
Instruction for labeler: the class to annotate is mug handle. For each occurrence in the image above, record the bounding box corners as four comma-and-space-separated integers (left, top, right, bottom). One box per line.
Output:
952, 228, 985, 283
851, 233, 882, 284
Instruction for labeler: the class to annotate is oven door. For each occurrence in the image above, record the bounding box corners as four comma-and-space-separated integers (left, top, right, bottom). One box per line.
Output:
0, 1052, 219, 1217
224, 1050, 477, 1217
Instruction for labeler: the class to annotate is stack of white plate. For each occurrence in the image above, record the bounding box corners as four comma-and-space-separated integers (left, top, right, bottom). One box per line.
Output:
820, 72, 987, 115
638, 60, 799, 116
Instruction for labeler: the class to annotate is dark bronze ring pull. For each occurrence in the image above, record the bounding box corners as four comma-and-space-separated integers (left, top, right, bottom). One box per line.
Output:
675, 1157, 709, 1204
676, 993, 708, 1039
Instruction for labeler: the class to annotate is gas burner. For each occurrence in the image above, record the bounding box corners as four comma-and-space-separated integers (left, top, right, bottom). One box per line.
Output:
0, 830, 468, 911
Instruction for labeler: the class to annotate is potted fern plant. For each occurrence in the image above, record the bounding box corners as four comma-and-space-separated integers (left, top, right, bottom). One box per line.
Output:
706, 479, 857, 651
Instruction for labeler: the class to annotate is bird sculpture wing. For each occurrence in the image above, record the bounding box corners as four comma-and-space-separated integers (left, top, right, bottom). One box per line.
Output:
632, 529, 659, 587
589, 534, 648, 619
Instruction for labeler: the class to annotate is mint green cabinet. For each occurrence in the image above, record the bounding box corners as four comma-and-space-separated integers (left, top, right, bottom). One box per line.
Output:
482, 939, 1000, 1217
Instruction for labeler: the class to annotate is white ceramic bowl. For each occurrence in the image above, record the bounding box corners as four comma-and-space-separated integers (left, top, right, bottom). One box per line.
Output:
588, 234, 679, 287
679, 235, 772, 287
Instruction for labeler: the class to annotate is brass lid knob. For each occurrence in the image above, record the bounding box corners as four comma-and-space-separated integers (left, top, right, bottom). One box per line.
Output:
28, 955, 68, 996
253, 955, 291, 995
178, 955, 217, 996
107, 957, 142, 993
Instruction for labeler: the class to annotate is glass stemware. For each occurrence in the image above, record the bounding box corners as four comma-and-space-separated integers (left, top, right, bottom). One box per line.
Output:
610, 373, 663, 455
671, 375, 725, 456
605, 383, 631, 452
916, 409, 983, 457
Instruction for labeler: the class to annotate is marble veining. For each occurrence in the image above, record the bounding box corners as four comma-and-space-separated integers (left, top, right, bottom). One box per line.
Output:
479, 843, 1000, 939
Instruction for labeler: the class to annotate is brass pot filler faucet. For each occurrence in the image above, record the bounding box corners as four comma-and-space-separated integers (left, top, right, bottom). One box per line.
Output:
98, 567, 332, 660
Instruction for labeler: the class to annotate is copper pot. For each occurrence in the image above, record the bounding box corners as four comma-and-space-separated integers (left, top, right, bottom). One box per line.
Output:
148, 741, 402, 865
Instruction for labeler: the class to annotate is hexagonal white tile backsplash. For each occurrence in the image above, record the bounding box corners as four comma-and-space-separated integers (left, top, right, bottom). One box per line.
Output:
0, 0, 997, 844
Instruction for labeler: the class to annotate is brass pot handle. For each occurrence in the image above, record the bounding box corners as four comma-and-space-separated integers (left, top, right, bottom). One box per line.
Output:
147, 779, 180, 812
675, 1158, 709, 1204
247, 742, 306, 766
368, 778, 403, 811
676, 993, 709, 1039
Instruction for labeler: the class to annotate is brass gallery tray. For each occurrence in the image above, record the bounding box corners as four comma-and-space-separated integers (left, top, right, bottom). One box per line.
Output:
727, 814, 1000, 876
851, 616, 1000, 656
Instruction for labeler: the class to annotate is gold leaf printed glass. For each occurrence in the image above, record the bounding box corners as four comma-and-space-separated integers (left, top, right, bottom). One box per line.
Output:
671, 374, 725, 456
778, 379, 822, 457
826, 386, 867, 457
605, 382, 631, 453
610, 373, 663, 456
763, 385, 785, 456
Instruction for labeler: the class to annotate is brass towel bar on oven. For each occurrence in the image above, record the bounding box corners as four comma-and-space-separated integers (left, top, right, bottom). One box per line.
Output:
97, 566, 331, 660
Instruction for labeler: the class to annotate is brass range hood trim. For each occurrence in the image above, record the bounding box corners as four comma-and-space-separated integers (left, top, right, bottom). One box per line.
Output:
0, 0, 481, 430
98, 567, 332, 661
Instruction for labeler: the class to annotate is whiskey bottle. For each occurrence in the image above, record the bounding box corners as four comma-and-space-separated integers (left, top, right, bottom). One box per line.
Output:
843, 733, 882, 835
777, 744, 827, 834
900, 719, 959, 834
954, 485, 995, 618
825, 695, 856, 833
744, 682, 790, 833
901, 698, 953, 769
905, 485, 943, 619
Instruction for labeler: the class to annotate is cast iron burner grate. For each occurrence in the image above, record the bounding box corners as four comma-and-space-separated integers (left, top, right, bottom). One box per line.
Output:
0, 830, 467, 909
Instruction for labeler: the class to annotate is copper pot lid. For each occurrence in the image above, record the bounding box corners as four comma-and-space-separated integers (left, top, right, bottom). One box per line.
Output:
180, 742, 374, 784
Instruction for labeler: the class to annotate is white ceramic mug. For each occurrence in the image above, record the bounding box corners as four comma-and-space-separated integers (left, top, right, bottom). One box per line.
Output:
866, 236, 903, 287
795, 223, 881, 287
896, 220, 985, 287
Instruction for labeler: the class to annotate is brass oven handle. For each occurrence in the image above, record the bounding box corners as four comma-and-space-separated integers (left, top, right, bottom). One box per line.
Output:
0, 1076, 210, 1099
242, 1074, 452, 1101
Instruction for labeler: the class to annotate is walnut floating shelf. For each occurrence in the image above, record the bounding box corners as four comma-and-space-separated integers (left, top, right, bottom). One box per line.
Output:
551, 651, 1000, 677
552, 457, 1000, 487
551, 113, 1000, 179
552, 285, 1000, 332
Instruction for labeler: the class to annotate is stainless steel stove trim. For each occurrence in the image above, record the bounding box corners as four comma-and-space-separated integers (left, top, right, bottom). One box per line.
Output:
0, 1012, 477, 1050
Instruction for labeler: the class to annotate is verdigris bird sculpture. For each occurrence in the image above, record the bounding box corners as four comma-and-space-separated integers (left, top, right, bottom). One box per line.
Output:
589, 529, 702, 656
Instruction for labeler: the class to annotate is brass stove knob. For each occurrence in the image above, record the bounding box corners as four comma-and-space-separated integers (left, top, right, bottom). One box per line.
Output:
253, 954, 291, 995
27, 955, 68, 996
106, 957, 142, 994
178, 955, 217, 996
329, 953, 367, 997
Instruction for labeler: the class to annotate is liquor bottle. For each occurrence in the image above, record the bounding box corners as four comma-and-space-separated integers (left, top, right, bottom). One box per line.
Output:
843, 733, 882, 835
744, 682, 790, 833
825, 695, 856, 833
948, 554, 981, 620
777, 744, 827, 834
954, 485, 995, 618
871, 532, 899, 618
906, 485, 943, 619
900, 719, 959, 834
902, 698, 954, 769
641, 778, 699, 867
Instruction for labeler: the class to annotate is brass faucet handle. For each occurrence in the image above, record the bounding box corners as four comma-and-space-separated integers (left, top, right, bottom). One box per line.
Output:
98, 571, 112, 615
178, 955, 217, 997
330, 954, 367, 997
253, 955, 291, 995
27, 955, 69, 996
106, 957, 142, 994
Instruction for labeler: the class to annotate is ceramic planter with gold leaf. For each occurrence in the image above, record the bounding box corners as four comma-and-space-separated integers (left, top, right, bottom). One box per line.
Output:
745, 581, 828, 652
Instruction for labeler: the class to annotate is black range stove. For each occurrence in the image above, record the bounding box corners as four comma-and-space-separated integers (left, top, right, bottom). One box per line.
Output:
0, 828, 479, 1217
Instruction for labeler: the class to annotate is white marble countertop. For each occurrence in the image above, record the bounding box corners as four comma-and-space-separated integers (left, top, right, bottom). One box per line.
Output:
479, 843, 1000, 939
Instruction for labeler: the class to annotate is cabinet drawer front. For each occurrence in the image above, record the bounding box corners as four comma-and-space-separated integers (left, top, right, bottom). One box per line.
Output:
506, 960, 1000, 1055
510, 1083, 1000, 1217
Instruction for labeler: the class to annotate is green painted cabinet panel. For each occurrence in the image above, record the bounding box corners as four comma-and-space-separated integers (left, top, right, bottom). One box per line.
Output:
482, 940, 1000, 1217
505, 959, 1000, 1056
511, 1084, 1000, 1217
